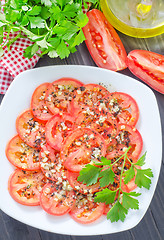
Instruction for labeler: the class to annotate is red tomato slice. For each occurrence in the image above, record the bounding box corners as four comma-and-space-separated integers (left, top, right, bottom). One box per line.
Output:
66, 171, 101, 195
31, 83, 53, 122
61, 128, 107, 172
127, 50, 164, 94
16, 109, 46, 149
6, 135, 40, 170
102, 92, 139, 126
45, 113, 75, 151
69, 193, 105, 224
40, 182, 76, 216
106, 124, 143, 161
45, 78, 84, 115
8, 169, 46, 206
39, 144, 64, 181
74, 83, 110, 112
82, 9, 127, 71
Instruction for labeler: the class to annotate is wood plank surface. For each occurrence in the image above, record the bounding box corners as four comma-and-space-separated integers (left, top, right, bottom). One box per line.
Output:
0, 30, 164, 240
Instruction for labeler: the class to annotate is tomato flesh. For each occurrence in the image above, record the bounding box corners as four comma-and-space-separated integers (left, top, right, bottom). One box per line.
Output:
82, 9, 127, 71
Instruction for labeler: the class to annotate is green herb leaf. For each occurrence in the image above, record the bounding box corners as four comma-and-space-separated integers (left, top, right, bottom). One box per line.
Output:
122, 192, 140, 210
99, 168, 115, 187
134, 152, 147, 166
29, 16, 45, 28
107, 201, 128, 222
27, 6, 41, 16
77, 164, 101, 186
123, 166, 135, 184
94, 188, 117, 204
135, 168, 153, 189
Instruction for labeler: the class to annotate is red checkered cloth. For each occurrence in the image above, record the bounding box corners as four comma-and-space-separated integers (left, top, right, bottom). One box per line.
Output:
0, 1, 90, 94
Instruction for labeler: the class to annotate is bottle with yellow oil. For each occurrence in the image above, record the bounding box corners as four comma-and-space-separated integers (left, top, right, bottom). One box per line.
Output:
100, 0, 164, 38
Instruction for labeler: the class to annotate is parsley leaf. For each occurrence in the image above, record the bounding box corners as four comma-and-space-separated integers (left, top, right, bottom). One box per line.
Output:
122, 192, 140, 210
134, 152, 147, 166
135, 168, 153, 189
107, 201, 128, 222
123, 166, 135, 184
99, 168, 115, 187
94, 188, 117, 204
77, 164, 101, 186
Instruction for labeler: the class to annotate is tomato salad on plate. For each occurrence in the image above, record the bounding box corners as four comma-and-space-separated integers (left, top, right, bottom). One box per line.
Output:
6, 77, 145, 224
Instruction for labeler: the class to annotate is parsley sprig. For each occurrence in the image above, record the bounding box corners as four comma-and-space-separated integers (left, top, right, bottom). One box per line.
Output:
0, 0, 99, 59
78, 147, 153, 223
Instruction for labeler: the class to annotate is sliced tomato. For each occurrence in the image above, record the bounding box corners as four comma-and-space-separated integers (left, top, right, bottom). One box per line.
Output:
45, 113, 75, 151
106, 124, 143, 161
8, 169, 46, 206
82, 9, 127, 71
6, 135, 40, 170
105, 92, 139, 126
45, 78, 84, 115
39, 144, 64, 181
127, 50, 164, 94
16, 109, 46, 149
61, 128, 107, 172
31, 82, 53, 122
40, 182, 76, 216
66, 171, 101, 195
73, 83, 110, 112
69, 193, 105, 224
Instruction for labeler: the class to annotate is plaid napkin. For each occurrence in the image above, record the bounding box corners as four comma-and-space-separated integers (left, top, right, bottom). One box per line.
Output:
0, 1, 90, 94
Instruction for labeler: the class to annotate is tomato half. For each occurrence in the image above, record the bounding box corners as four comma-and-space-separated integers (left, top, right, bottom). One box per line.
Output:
6, 135, 40, 170
45, 113, 75, 151
82, 9, 127, 71
31, 82, 53, 122
40, 182, 76, 216
16, 109, 46, 149
61, 128, 107, 172
39, 144, 63, 181
106, 124, 143, 161
8, 169, 46, 206
69, 193, 105, 224
105, 92, 139, 126
127, 50, 164, 94
66, 171, 101, 194
45, 78, 84, 115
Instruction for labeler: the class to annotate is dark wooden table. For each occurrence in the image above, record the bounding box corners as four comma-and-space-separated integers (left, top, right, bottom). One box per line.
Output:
0, 31, 164, 240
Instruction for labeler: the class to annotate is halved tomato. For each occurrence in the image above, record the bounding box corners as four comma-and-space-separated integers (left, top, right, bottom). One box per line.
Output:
39, 144, 63, 181
16, 109, 46, 149
8, 169, 46, 206
45, 113, 75, 151
69, 193, 105, 224
40, 182, 76, 216
127, 50, 164, 94
31, 82, 53, 122
61, 128, 107, 172
45, 78, 84, 115
106, 124, 143, 161
82, 9, 127, 71
66, 171, 101, 195
6, 135, 40, 170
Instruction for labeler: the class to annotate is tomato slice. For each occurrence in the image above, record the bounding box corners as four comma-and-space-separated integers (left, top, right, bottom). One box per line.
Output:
69, 193, 105, 224
127, 50, 164, 94
82, 9, 127, 71
106, 124, 143, 161
6, 135, 40, 170
73, 83, 110, 112
45, 113, 75, 151
45, 78, 84, 115
40, 182, 76, 216
31, 82, 53, 122
66, 171, 101, 195
61, 128, 107, 172
8, 169, 46, 206
16, 109, 46, 149
39, 144, 64, 181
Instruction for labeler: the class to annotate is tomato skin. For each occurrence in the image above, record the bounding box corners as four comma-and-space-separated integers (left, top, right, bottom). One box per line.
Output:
8, 169, 46, 206
45, 113, 75, 151
6, 135, 40, 170
127, 50, 164, 94
40, 182, 76, 216
31, 82, 53, 123
83, 9, 127, 71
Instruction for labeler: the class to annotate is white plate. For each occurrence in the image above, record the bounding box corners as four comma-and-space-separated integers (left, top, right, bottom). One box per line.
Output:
0, 65, 162, 235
